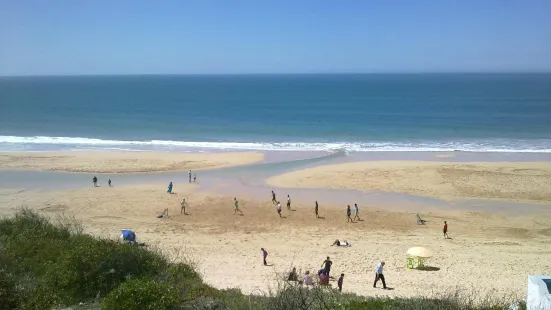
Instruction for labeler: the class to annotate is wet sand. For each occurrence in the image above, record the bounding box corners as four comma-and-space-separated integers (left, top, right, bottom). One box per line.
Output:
0, 151, 265, 173
267, 161, 551, 204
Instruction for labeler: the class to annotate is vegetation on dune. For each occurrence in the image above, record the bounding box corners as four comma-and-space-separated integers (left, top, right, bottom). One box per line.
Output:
0, 209, 525, 310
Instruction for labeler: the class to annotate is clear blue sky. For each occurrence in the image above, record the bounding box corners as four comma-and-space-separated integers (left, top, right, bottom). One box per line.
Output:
1, 0, 550, 75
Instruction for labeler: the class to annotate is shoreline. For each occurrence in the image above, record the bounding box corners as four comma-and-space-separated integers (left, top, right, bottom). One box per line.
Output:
0, 150, 265, 173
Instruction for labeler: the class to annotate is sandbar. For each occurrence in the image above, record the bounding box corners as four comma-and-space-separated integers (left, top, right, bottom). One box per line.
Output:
267, 161, 551, 203
0, 151, 264, 173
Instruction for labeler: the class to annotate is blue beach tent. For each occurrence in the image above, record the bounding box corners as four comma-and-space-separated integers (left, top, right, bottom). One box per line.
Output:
121, 229, 136, 242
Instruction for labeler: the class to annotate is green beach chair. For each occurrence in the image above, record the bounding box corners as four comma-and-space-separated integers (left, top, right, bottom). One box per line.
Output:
406, 257, 414, 269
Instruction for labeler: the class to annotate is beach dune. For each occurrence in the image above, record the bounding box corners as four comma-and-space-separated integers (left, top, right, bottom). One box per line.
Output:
267, 161, 551, 203
0, 151, 264, 173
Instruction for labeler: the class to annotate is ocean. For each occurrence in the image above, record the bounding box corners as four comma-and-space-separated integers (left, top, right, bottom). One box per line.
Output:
1, 74, 550, 153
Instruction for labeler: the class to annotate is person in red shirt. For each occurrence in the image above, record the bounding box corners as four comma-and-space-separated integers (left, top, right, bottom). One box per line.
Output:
443, 221, 449, 239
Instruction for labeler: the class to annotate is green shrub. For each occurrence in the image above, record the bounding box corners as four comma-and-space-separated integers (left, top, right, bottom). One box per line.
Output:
100, 277, 179, 310
49, 235, 168, 302
0, 269, 20, 310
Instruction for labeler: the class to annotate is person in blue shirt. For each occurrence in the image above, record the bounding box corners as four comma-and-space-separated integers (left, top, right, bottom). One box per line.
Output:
167, 182, 173, 194
353, 203, 361, 221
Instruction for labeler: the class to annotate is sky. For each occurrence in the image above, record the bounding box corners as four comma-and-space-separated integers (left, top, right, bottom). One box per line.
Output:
0, 0, 550, 75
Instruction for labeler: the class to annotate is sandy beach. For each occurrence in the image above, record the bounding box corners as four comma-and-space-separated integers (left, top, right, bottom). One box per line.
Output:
1, 155, 550, 301
1, 182, 550, 300
267, 161, 551, 204
0, 151, 264, 173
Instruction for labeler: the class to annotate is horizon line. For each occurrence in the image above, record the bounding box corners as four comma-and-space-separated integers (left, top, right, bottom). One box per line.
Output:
2, 71, 551, 78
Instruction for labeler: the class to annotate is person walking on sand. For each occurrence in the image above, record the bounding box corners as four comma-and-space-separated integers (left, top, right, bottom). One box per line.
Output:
261, 248, 268, 266
276, 201, 282, 217
315, 201, 319, 218
347, 205, 353, 222
271, 190, 277, 204
233, 198, 243, 215
286, 195, 291, 210
167, 182, 173, 193
180, 198, 187, 214
353, 203, 360, 221
373, 261, 387, 289
321, 256, 333, 277
337, 273, 344, 292
108, 179, 112, 187
443, 221, 449, 239
93, 176, 98, 187
188, 170, 192, 183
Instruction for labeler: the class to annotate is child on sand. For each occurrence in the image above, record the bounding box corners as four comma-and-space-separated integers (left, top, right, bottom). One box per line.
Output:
443, 221, 449, 239
288, 267, 298, 281
337, 273, 344, 292
261, 248, 268, 265
303, 271, 314, 287
234, 198, 243, 215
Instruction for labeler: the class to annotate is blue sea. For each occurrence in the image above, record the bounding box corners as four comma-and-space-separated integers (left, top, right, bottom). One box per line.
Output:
1, 74, 550, 153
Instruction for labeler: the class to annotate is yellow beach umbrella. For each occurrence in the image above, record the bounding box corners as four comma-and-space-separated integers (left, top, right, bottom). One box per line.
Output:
407, 247, 433, 258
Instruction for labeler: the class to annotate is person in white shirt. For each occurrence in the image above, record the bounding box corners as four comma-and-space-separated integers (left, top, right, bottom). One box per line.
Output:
276, 201, 282, 217
286, 195, 291, 210
303, 271, 314, 287
373, 261, 387, 289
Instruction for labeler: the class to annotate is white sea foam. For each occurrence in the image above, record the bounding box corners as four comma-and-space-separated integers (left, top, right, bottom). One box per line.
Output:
1, 135, 551, 153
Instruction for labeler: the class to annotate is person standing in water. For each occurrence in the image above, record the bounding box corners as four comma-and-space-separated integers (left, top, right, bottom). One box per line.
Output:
234, 198, 243, 215
315, 201, 319, 218
167, 182, 173, 194
188, 170, 192, 183
271, 190, 277, 204
108, 179, 112, 187
353, 203, 360, 221
286, 195, 291, 210
193, 173, 196, 183
93, 176, 98, 187
347, 205, 353, 223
